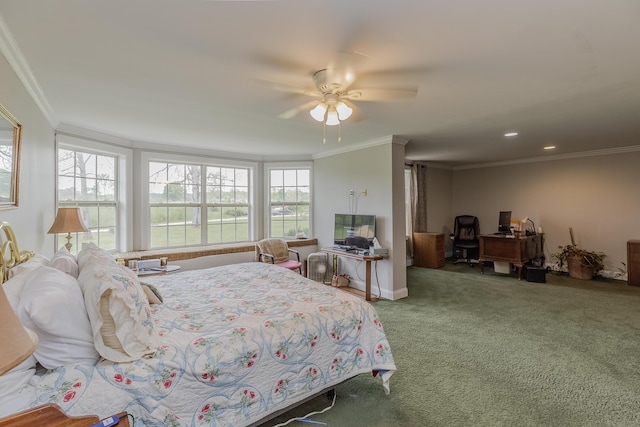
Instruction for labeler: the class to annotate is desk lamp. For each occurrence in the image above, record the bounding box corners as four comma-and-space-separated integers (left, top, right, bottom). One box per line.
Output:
521, 217, 536, 235
47, 208, 89, 252
0, 286, 38, 375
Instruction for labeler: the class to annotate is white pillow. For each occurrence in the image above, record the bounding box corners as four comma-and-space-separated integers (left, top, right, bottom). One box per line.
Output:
7, 254, 50, 280
49, 247, 79, 278
16, 266, 99, 369
77, 245, 159, 362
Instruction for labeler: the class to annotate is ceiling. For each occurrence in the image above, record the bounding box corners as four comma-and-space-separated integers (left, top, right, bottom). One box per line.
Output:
1, 0, 640, 167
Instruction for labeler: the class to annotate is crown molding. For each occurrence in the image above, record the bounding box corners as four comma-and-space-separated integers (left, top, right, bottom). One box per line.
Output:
0, 13, 58, 128
312, 135, 403, 160
453, 145, 640, 170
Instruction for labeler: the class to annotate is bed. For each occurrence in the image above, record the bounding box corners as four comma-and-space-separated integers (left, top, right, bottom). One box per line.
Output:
0, 223, 396, 426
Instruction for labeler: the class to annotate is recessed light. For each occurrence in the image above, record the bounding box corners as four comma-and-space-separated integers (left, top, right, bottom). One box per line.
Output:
504, 132, 518, 137
544, 145, 556, 150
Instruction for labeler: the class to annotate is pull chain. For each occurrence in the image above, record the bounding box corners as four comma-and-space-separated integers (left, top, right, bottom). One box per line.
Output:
323, 121, 326, 144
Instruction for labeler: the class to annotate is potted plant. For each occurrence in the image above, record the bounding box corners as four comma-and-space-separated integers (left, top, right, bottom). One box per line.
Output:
554, 244, 606, 280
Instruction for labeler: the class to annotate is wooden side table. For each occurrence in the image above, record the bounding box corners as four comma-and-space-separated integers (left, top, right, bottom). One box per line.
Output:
0, 405, 130, 427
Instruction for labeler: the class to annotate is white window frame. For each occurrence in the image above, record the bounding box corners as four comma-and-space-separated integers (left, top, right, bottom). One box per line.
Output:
55, 135, 133, 252
140, 151, 258, 249
264, 162, 313, 239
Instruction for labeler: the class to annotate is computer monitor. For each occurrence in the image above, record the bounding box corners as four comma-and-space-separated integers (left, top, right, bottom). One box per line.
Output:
498, 211, 512, 233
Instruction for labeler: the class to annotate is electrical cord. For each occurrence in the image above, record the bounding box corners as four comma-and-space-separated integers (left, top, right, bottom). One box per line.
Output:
353, 259, 381, 301
271, 389, 337, 426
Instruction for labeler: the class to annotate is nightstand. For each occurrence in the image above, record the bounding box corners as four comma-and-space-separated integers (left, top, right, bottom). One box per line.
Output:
0, 405, 130, 427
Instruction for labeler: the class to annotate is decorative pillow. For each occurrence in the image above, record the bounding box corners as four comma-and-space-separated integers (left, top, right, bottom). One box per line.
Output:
15, 266, 99, 369
7, 254, 50, 280
77, 242, 115, 270
140, 282, 163, 304
77, 245, 160, 362
49, 247, 79, 278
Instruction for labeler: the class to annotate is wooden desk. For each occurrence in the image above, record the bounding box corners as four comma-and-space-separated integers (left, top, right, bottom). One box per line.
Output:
479, 233, 544, 279
321, 248, 384, 301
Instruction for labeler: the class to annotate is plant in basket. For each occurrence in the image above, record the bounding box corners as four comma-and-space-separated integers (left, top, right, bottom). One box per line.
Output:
554, 244, 605, 280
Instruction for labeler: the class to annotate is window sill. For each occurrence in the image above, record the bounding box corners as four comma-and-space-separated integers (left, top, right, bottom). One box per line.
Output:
115, 238, 318, 262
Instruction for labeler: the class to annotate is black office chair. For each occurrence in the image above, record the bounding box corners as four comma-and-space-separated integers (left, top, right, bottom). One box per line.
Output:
451, 215, 480, 265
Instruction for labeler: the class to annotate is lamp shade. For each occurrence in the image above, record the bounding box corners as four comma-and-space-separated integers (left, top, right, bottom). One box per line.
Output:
335, 101, 353, 121
47, 208, 89, 234
325, 108, 340, 126
310, 103, 328, 122
0, 286, 38, 375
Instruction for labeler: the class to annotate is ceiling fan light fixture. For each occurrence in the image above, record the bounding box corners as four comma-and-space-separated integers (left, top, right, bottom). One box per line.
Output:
335, 101, 352, 121
325, 108, 340, 126
310, 103, 328, 122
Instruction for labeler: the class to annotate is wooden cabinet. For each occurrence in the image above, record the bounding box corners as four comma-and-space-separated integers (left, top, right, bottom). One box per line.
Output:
628, 240, 640, 286
413, 232, 445, 268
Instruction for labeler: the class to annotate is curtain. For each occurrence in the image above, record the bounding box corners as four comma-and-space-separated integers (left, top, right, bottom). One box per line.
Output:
407, 163, 428, 258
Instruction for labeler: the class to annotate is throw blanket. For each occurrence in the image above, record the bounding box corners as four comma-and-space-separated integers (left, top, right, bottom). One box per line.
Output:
255, 239, 290, 264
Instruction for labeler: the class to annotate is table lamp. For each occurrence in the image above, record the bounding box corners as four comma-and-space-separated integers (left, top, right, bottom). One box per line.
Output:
47, 208, 89, 251
520, 216, 536, 235
0, 286, 38, 376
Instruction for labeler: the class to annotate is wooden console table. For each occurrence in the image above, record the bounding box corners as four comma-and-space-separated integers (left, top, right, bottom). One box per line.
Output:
479, 233, 545, 279
321, 248, 384, 301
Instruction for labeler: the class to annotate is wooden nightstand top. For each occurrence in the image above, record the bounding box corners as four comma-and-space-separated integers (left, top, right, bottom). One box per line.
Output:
0, 405, 130, 427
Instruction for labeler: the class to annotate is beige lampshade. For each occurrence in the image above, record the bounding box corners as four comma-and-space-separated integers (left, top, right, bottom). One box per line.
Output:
0, 286, 38, 376
47, 208, 89, 234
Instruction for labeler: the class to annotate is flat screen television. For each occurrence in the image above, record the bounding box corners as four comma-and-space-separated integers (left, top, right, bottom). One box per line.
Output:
333, 214, 376, 247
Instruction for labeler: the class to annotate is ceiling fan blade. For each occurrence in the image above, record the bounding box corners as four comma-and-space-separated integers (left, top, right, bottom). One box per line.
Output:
323, 51, 369, 90
344, 86, 418, 101
277, 100, 320, 120
248, 78, 320, 97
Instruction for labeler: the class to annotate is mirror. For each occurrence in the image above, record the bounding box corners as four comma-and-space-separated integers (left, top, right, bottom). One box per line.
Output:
0, 103, 21, 209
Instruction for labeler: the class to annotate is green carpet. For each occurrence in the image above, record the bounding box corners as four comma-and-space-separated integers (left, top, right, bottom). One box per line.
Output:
263, 263, 640, 426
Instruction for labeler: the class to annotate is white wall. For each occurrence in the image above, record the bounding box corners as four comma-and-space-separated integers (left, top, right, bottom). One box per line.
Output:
0, 54, 56, 256
447, 150, 640, 276
314, 138, 408, 300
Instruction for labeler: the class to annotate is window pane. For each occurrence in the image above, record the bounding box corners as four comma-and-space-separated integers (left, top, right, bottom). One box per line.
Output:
270, 169, 283, 187
167, 183, 186, 203
97, 179, 115, 201
58, 149, 75, 177
58, 176, 75, 201
149, 162, 167, 183
99, 156, 115, 180
297, 169, 310, 186
77, 152, 97, 179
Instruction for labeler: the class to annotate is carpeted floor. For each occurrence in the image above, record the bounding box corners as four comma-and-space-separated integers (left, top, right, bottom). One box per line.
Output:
263, 262, 640, 427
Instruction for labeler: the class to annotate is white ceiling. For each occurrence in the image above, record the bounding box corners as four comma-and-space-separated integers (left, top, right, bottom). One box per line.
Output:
1, 0, 640, 166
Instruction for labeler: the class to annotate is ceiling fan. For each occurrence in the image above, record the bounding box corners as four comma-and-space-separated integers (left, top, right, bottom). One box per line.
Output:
250, 55, 419, 143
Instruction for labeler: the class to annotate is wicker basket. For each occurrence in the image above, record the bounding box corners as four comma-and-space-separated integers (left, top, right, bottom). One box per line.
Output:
567, 256, 595, 280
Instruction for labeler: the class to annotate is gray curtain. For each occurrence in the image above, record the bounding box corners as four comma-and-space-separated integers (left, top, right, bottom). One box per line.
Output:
408, 163, 428, 257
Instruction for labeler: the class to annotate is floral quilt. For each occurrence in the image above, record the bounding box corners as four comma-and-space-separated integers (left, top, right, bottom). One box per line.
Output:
30, 262, 396, 426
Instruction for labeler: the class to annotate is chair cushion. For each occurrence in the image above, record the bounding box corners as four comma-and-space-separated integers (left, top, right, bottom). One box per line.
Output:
277, 259, 302, 271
